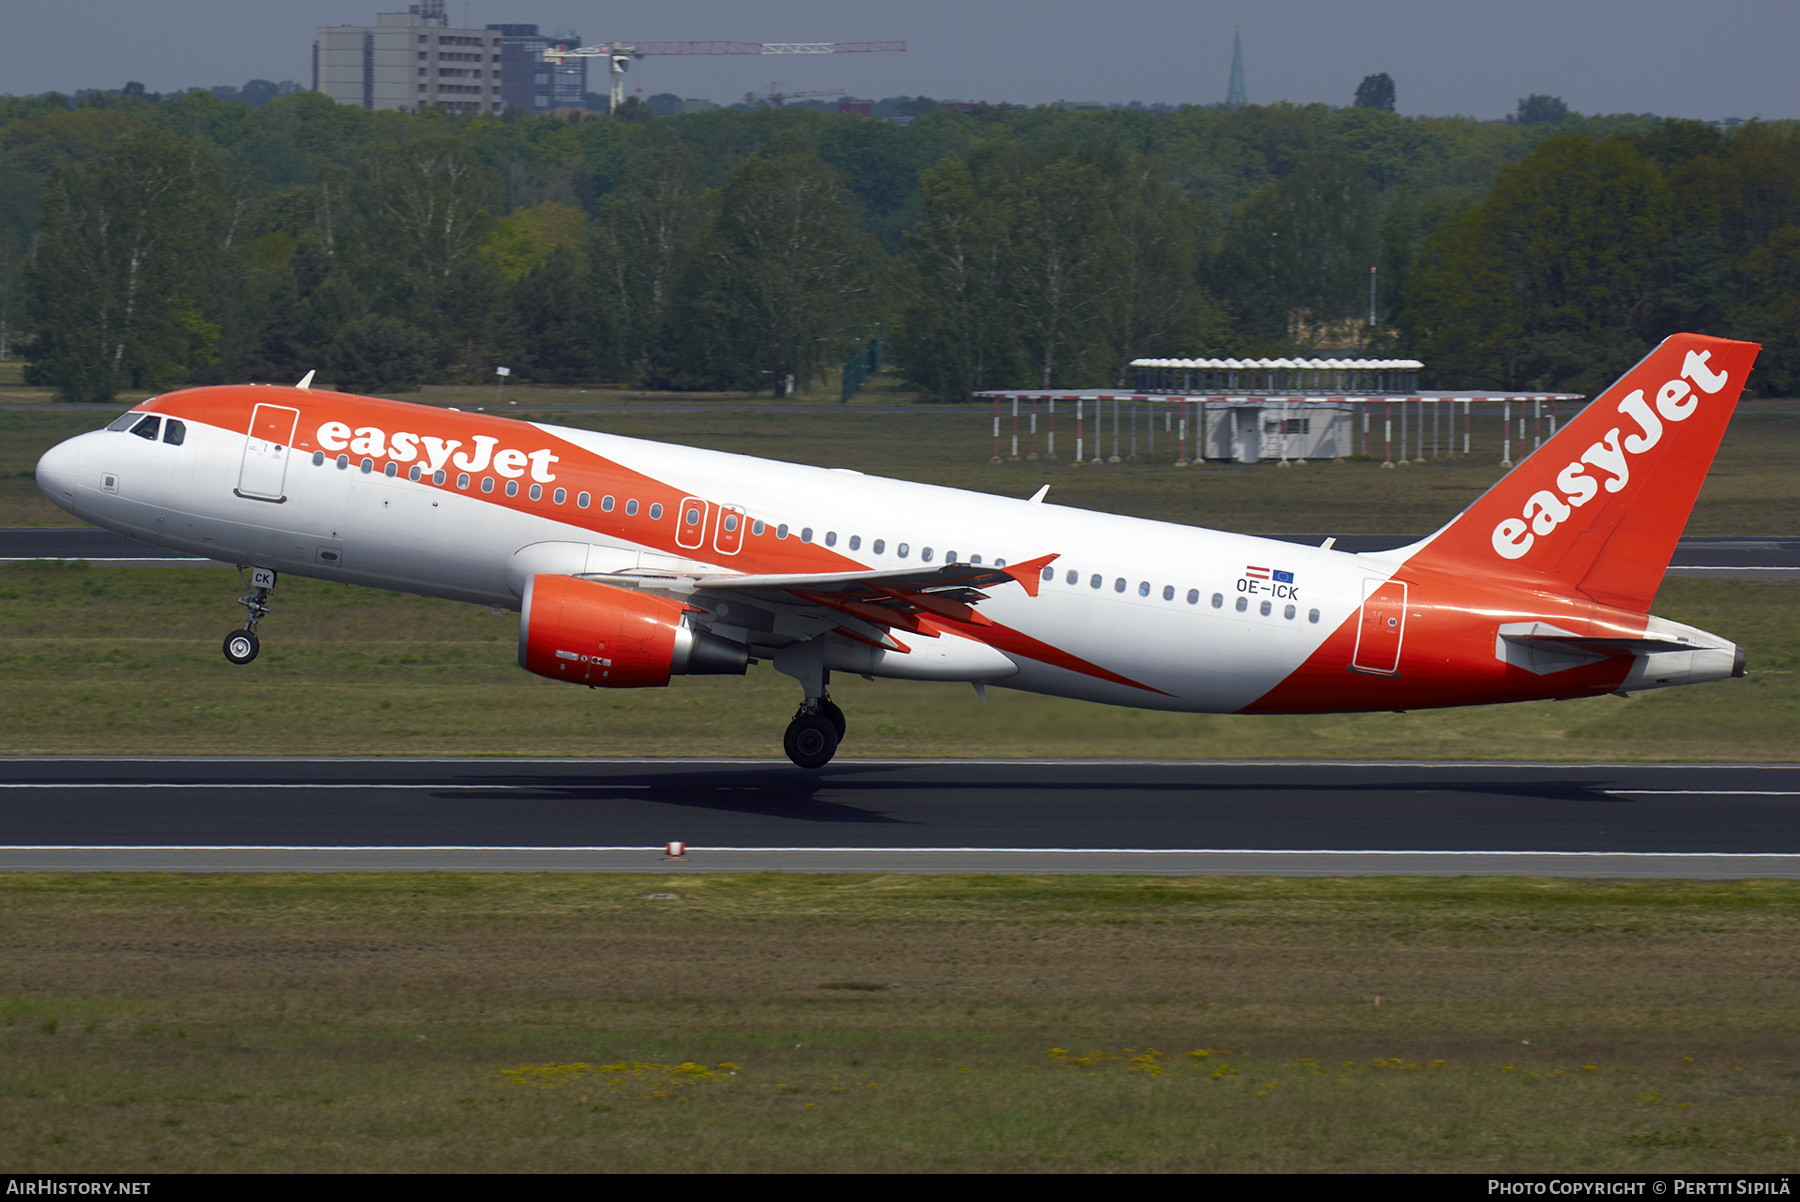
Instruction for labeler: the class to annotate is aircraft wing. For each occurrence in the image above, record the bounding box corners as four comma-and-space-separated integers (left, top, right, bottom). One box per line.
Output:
582, 553, 1059, 649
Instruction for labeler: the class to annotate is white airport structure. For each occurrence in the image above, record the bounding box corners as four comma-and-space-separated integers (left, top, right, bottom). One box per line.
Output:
976, 357, 1583, 467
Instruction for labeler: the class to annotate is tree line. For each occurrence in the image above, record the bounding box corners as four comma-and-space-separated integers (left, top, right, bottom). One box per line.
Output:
2, 86, 1797, 402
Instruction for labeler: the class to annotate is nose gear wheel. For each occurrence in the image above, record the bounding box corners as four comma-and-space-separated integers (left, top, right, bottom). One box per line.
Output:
223, 566, 276, 666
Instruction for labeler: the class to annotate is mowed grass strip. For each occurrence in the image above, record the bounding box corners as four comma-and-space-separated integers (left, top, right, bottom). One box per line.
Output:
0, 561, 1796, 759
1, 872, 1797, 1173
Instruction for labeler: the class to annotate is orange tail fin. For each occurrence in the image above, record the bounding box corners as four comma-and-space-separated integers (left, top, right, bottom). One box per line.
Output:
1404, 333, 1760, 612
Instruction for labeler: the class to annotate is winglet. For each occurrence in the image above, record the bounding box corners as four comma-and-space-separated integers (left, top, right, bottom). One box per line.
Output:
1003, 552, 1059, 598
1028, 485, 1050, 504
296, 370, 316, 390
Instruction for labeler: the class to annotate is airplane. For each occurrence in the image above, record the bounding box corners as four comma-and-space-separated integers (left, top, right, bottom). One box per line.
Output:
33, 333, 1758, 769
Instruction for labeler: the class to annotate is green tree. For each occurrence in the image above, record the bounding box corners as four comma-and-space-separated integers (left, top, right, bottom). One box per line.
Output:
346, 135, 500, 320
1213, 151, 1382, 349
674, 149, 881, 395
1515, 95, 1569, 125
592, 146, 715, 386
890, 156, 1020, 401
1012, 158, 1125, 388
1408, 135, 1671, 390
24, 128, 222, 401
1354, 74, 1396, 112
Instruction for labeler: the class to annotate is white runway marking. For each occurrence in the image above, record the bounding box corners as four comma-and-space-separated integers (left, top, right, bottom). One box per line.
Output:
0, 783, 650, 789
0, 845, 1796, 858
1604, 790, 1800, 796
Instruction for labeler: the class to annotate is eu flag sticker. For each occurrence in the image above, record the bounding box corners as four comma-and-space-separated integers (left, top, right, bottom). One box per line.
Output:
1273, 569, 1294, 584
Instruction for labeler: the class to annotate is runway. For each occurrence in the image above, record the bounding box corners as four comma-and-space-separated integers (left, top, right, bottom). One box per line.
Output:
7, 528, 1800, 577
0, 757, 1795, 876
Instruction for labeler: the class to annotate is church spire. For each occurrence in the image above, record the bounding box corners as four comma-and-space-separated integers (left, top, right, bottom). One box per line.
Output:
1226, 28, 1248, 109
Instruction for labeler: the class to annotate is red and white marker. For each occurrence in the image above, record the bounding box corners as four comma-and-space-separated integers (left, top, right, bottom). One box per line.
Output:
663, 841, 686, 860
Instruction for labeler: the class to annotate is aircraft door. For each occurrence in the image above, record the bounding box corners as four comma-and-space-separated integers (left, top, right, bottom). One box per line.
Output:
713, 503, 746, 556
1352, 578, 1407, 675
676, 497, 710, 550
236, 404, 299, 502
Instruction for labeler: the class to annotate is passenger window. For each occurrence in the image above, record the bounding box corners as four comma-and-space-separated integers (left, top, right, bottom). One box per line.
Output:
1090, 574, 1101, 589
801, 527, 813, 543
1284, 604, 1296, 620
554, 488, 566, 504
897, 543, 910, 558
1138, 581, 1150, 597
752, 519, 765, 535
1066, 570, 1078, 585
825, 531, 837, 547
1161, 585, 1173, 601
626, 499, 639, 516
602, 495, 615, 512
777, 523, 789, 539
921, 547, 933, 563
649, 503, 662, 520
505, 479, 517, 496
1309, 608, 1321, 624
1114, 578, 1126, 593
872, 539, 885, 554
530, 484, 543, 501
162, 419, 186, 446
1041, 567, 1054, 581
1259, 600, 1272, 616
848, 535, 861, 550
1235, 596, 1248, 612
970, 554, 981, 565
130, 415, 161, 441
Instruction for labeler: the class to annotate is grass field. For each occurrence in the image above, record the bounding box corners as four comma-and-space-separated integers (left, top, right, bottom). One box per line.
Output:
1, 872, 1797, 1173
0, 562, 1795, 759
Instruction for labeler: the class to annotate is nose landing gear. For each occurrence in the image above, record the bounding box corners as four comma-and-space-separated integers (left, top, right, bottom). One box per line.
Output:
223, 566, 277, 665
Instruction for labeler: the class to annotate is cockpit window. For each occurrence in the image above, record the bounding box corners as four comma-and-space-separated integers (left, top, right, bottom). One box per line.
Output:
162, 418, 186, 446
129, 415, 161, 441
106, 412, 141, 432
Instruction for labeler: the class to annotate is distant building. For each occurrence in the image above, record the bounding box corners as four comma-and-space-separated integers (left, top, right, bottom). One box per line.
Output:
313, 4, 504, 114
487, 23, 587, 113
676, 98, 719, 114
838, 100, 871, 116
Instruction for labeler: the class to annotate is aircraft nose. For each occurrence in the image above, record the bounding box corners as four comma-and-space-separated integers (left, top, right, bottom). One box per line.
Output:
35, 436, 84, 505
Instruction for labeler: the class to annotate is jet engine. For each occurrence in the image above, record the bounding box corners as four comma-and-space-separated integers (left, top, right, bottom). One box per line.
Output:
518, 574, 747, 687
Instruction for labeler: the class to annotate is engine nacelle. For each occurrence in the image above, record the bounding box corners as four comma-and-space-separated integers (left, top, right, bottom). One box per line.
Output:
518, 574, 747, 688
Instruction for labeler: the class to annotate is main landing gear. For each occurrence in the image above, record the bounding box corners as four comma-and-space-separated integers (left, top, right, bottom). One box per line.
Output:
223, 566, 277, 665
784, 695, 846, 770
774, 641, 847, 769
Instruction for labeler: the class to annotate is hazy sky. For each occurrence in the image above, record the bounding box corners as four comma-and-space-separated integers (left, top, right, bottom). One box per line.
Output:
4, 0, 1794, 121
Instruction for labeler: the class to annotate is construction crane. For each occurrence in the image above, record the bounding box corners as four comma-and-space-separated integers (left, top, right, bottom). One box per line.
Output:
744, 83, 847, 108
543, 41, 905, 113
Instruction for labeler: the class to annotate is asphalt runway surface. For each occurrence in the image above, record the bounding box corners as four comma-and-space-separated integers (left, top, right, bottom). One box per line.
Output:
5, 528, 1798, 577
0, 757, 1795, 876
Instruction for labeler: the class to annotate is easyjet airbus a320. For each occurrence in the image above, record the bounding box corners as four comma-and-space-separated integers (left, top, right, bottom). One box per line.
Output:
34, 333, 1757, 767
